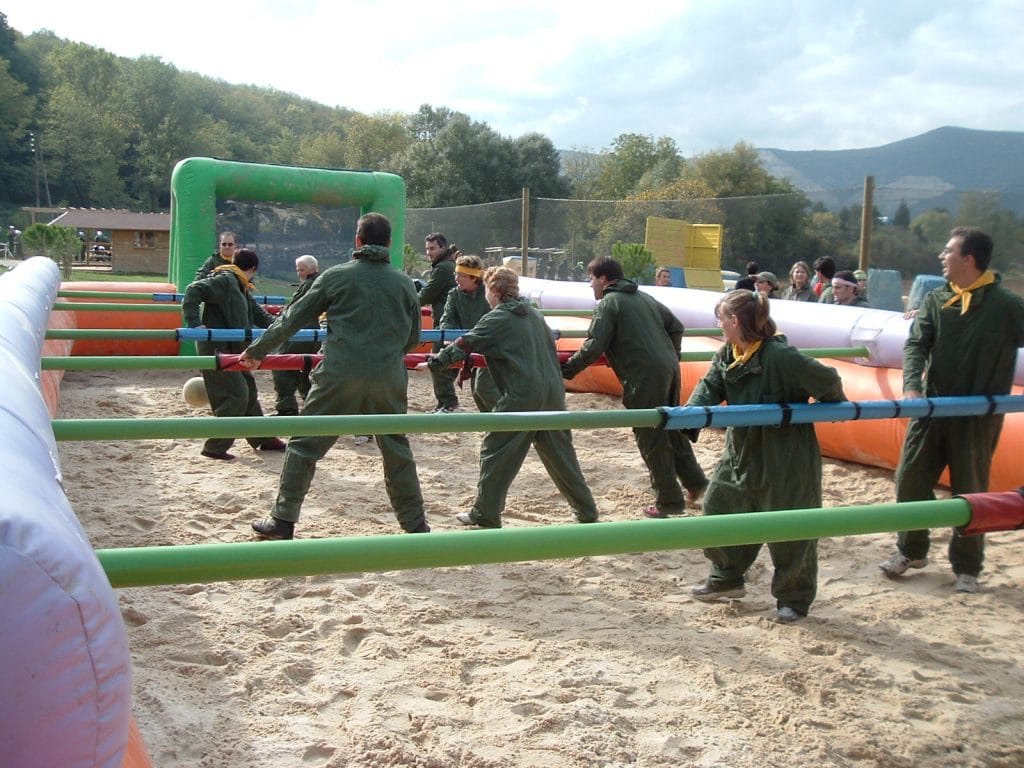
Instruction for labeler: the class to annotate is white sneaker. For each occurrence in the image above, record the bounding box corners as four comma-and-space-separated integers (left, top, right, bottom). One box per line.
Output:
954, 574, 979, 594
878, 553, 927, 577
776, 607, 804, 624
353, 435, 371, 446
455, 512, 475, 526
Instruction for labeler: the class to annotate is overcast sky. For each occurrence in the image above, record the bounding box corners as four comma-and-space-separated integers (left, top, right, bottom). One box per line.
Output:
6, 0, 1022, 155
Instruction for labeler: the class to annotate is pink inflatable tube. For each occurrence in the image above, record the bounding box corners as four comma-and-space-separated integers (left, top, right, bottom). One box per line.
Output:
530, 277, 1024, 493
0, 258, 134, 767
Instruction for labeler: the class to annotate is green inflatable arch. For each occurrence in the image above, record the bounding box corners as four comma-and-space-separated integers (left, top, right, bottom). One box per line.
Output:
168, 157, 406, 289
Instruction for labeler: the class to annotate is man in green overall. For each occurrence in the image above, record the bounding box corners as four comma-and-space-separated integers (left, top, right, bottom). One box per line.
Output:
418, 232, 460, 412
238, 213, 429, 539
880, 227, 1024, 593
271, 254, 320, 416
182, 248, 285, 460
561, 256, 707, 517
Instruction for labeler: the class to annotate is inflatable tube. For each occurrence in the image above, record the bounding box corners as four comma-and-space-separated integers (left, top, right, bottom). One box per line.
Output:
60, 281, 181, 357
524, 277, 1024, 383
0, 258, 136, 767
544, 289, 1024, 493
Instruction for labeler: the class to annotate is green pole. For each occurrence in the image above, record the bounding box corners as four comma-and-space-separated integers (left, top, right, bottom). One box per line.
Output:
41, 355, 217, 371
52, 410, 660, 441
95, 499, 971, 588
46, 329, 179, 341
53, 301, 182, 313
41, 346, 869, 371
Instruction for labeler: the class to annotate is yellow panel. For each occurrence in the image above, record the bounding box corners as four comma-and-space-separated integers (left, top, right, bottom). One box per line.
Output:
682, 267, 726, 291
644, 216, 687, 268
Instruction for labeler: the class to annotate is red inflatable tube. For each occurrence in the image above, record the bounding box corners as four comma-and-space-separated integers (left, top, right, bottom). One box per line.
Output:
957, 489, 1024, 535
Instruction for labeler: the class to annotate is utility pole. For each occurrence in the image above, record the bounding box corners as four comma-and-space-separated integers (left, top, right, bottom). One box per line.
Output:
29, 132, 39, 208
859, 175, 874, 272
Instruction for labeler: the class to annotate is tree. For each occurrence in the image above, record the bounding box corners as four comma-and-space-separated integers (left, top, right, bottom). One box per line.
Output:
611, 241, 655, 284
894, 199, 911, 229
21, 222, 79, 276
594, 134, 682, 199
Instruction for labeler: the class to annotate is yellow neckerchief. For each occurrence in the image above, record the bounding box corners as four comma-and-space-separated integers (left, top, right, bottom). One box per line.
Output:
212, 263, 252, 293
942, 270, 995, 315
727, 339, 763, 370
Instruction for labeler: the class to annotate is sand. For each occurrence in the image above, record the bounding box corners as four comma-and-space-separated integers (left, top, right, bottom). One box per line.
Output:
56, 369, 1023, 768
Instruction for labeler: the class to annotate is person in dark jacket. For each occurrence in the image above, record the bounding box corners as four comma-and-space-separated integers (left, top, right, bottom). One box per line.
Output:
879, 227, 1024, 593
781, 261, 815, 302
561, 256, 707, 517
831, 270, 870, 307
238, 213, 429, 539
687, 290, 846, 623
182, 248, 285, 460
438, 253, 499, 412
429, 267, 598, 528
194, 231, 238, 281
271, 255, 320, 415
734, 261, 759, 291
418, 232, 460, 412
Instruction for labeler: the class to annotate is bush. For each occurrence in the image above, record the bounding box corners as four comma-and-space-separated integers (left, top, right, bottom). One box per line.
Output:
21, 224, 81, 278
611, 241, 655, 284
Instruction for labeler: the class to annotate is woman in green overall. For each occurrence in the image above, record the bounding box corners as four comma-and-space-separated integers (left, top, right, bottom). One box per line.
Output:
686, 290, 845, 623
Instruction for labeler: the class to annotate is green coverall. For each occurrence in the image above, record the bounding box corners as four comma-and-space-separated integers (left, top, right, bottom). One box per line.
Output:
439, 282, 499, 412
687, 335, 846, 615
895, 276, 1024, 575
418, 257, 458, 410
430, 297, 598, 528
182, 267, 277, 455
244, 244, 428, 533
271, 272, 320, 415
560, 278, 707, 513
194, 251, 231, 281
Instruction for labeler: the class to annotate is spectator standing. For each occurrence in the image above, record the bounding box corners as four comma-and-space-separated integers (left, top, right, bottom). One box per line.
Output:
831, 270, 870, 307
782, 261, 815, 302
734, 261, 760, 291
272, 255, 320, 416
195, 231, 239, 281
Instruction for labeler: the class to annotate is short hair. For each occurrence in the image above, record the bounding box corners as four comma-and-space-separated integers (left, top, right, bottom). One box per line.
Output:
789, 261, 811, 280
587, 256, 624, 281
295, 254, 318, 271
951, 226, 994, 271
655, 266, 671, 278
425, 232, 449, 250
833, 269, 860, 293
232, 248, 259, 271
483, 266, 520, 302
745, 261, 760, 275
219, 231, 237, 245
716, 289, 776, 341
357, 213, 391, 246
812, 256, 836, 280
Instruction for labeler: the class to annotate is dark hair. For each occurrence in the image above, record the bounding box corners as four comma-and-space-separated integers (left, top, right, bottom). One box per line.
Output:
951, 226, 994, 271
357, 213, 392, 246
745, 260, 760, 275
425, 232, 449, 250
812, 256, 836, 280
833, 269, 859, 290
587, 256, 624, 281
716, 290, 776, 342
232, 248, 259, 271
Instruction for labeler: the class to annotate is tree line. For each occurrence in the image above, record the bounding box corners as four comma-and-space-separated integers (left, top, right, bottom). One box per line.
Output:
2, 13, 1022, 279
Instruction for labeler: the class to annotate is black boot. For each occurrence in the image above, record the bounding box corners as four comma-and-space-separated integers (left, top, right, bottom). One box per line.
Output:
252, 517, 295, 540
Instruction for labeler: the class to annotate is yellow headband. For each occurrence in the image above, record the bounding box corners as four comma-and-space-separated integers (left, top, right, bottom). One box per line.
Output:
455, 264, 483, 277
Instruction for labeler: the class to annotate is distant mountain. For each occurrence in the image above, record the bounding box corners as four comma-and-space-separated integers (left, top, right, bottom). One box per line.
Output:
757, 126, 1024, 216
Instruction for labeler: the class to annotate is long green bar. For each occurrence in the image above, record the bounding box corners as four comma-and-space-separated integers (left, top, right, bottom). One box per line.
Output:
53, 301, 181, 313
58, 290, 170, 300
42, 347, 869, 372
95, 499, 971, 588
46, 329, 178, 340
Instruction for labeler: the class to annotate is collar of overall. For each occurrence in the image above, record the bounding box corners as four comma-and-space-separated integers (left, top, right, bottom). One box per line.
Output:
943, 270, 995, 315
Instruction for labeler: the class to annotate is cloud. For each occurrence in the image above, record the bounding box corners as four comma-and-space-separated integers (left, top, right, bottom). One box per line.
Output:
6, 0, 1022, 154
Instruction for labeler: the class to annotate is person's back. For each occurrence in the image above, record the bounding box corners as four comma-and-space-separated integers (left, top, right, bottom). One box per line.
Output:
467, 297, 564, 411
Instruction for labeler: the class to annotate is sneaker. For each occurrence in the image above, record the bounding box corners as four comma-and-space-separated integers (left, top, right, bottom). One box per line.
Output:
455, 512, 475, 526
353, 435, 371, 446
201, 449, 235, 461
691, 582, 746, 602
776, 606, 804, 624
878, 553, 927, 577
251, 517, 294, 540
428, 405, 463, 414
643, 505, 684, 519
257, 438, 287, 451
954, 574, 979, 594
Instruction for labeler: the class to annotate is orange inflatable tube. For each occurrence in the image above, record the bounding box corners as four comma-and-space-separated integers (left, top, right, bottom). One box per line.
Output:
555, 320, 1023, 493
60, 281, 181, 357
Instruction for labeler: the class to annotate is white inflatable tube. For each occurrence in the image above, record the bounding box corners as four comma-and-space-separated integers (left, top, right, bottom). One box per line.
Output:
520, 276, 1024, 384
0, 257, 132, 767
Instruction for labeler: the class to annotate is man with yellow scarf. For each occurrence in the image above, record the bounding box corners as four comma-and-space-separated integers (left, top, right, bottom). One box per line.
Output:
182, 248, 286, 460
880, 227, 1024, 593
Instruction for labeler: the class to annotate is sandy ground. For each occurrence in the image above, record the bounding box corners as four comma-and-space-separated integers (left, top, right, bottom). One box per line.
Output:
56, 369, 1023, 768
